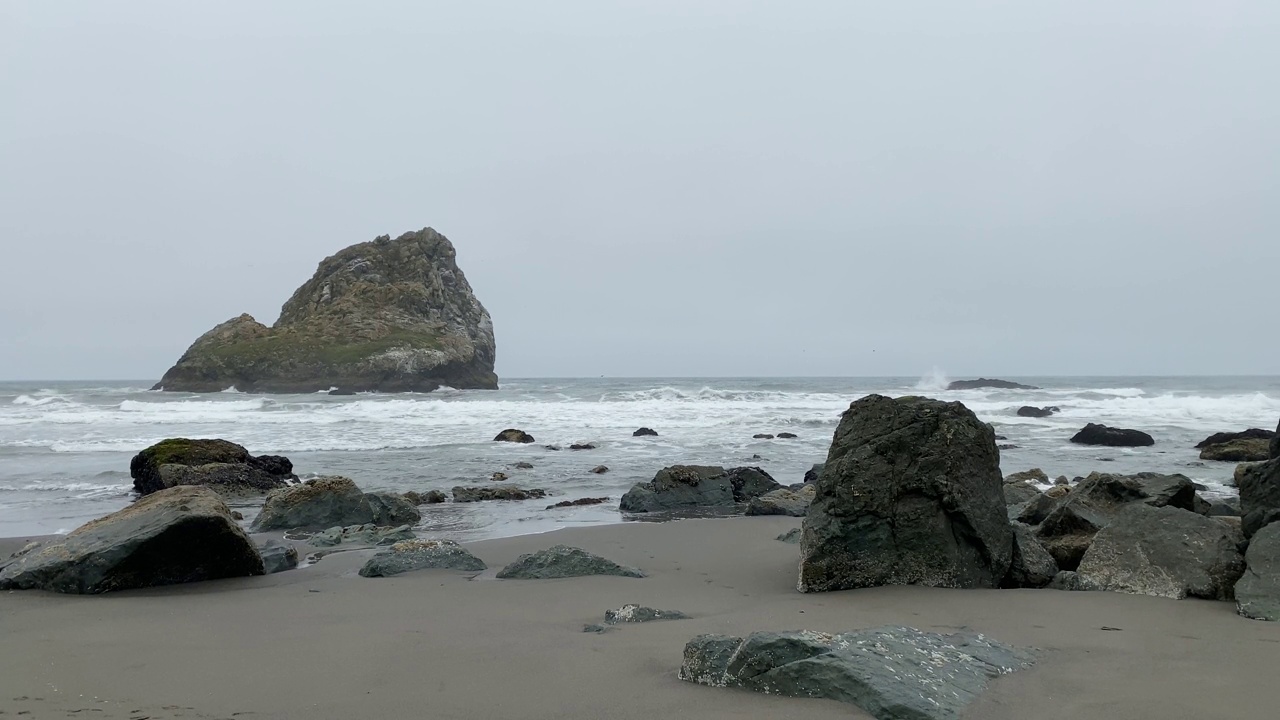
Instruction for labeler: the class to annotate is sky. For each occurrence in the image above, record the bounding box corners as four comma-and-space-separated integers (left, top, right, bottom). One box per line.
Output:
1, 1, 1277, 380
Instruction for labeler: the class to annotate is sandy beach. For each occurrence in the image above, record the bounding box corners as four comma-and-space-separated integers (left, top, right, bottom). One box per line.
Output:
2, 515, 1275, 719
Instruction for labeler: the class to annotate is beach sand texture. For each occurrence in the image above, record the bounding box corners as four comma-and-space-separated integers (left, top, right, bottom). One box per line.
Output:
3, 516, 1277, 719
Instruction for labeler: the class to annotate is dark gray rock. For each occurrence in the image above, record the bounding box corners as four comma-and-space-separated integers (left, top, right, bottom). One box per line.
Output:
452, 485, 547, 503
589, 465, 609, 474
569, 443, 597, 451
632, 427, 659, 437
494, 429, 535, 443
545, 497, 610, 509
308, 524, 416, 547
603, 604, 689, 624
728, 467, 781, 500
1273, 418, 1280, 458
803, 463, 824, 484
1047, 570, 1093, 591
619, 466, 732, 513
798, 395, 1013, 592
1005, 468, 1049, 484
752, 433, 775, 439
0, 486, 262, 594
363, 492, 422, 526
679, 625, 1034, 720
777, 528, 802, 544
1070, 423, 1154, 447
1201, 439, 1271, 462
358, 539, 486, 577
1207, 498, 1241, 517
153, 463, 289, 498
1002, 524, 1059, 588
947, 378, 1040, 390
777, 432, 798, 439
1076, 504, 1245, 600
1195, 428, 1276, 449
251, 476, 411, 531
1016, 406, 1057, 418
130, 438, 294, 496
1238, 459, 1280, 537
496, 545, 645, 579
258, 539, 298, 574
403, 489, 447, 505
1003, 481, 1043, 507
1236, 522, 1280, 621
745, 485, 815, 517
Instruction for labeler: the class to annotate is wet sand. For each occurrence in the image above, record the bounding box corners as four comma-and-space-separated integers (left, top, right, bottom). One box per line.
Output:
2, 516, 1276, 719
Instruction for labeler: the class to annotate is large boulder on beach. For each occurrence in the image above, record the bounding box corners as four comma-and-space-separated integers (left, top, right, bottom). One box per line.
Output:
1032, 472, 1197, 570
1076, 504, 1245, 600
0, 486, 262, 594
358, 539, 486, 578
496, 545, 645, 579
251, 476, 420, 530
1069, 423, 1154, 447
678, 625, 1034, 720
152, 228, 498, 394
798, 395, 1013, 592
746, 485, 816, 517
130, 438, 294, 496
1201, 439, 1271, 462
1238, 459, 1280, 537
1236, 522, 1280, 621
619, 465, 781, 513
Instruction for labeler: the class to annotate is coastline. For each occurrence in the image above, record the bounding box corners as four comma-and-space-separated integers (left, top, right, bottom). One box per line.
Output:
3, 515, 1277, 719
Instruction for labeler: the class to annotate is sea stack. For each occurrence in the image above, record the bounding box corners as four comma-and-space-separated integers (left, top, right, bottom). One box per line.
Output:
154, 228, 497, 393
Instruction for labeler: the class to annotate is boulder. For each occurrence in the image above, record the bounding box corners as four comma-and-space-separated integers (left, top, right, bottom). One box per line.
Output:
1076, 504, 1245, 600
494, 429, 535, 443
798, 395, 1013, 592
947, 378, 1040, 390
495, 545, 645, 579
153, 228, 498, 394
1002, 524, 1059, 588
679, 625, 1034, 720
1238, 459, 1280, 537
0, 487, 262, 594
251, 477, 414, 531
803, 463, 824, 484
776, 528, 802, 544
618, 466, 733, 513
776, 432, 798, 439
452, 486, 547, 503
1201, 439, 1271, 462
589, 465, 609, 474
632, 427, 658, 437
728, 467, 783, 501
752, 433, 775, 439
603, 604, 689, 624
130, 438, 294, 496
746, 485, 816, 517
308, 524, 416, 547
1016, 406, 1057, 418
1005, 468, 1049, 484
1069, 423, 1155, 447
258, 539, 298, 574
1003, 481, 1043, 507
1195, 428, 1276, 449
1236, 522, 1280, 621
546, 497, 609, 509
1207, 498, 1241, 517
358, 539, 486, 578
403, 489, 447, 505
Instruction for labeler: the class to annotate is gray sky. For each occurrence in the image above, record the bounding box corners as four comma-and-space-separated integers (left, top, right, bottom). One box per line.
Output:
2, 1, 1277, 380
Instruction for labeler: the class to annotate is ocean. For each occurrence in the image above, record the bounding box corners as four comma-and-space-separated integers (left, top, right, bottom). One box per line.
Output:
2, 375, 1278, 540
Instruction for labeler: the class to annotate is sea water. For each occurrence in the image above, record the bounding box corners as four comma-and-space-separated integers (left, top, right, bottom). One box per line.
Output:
2, 376, 1277, 539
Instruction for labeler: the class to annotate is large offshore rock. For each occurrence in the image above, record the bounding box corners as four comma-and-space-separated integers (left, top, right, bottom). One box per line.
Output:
358, 539, 486, 578
496, 545, 645, 579
251, 476, 420, 530
1032, 472, 1197, 570
745, 485, 815, 517
1070, 423, 1155, 447
1195, 428, 1276, 449
679, 625, 1034, 720
153, 228, 497, 393
798, 395, 1013, 592
1238, 459, 1280, 537
1076, 504, 1245, 600
130, 438, 293, 496
0, 486, 262, 594
1236, 522, 1280, 620
1201, 439, 1271, 462
1002, 523, 1059, 588
946, 378, 1039, 390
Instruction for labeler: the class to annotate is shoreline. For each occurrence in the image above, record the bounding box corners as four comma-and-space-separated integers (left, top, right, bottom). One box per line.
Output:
3, 515, 1278, 719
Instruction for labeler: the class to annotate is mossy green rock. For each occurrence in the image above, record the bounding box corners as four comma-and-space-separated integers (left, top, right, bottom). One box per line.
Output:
129, 438, 293, 496
154, 228, 497, 393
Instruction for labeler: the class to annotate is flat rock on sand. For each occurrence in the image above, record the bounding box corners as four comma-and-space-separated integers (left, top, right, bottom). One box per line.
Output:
496, 544, 645, 579
359, 539, 487, 578
680, 625, 1034, 720
603, 604, 689, 624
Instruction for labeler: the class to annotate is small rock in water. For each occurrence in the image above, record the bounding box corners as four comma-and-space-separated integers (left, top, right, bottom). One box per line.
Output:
752, 433, 775, 439
544, 445, 562, 451
404, 489, 447, 505
496, 545, 645, 579
308, 524, 416, 548
453, 486, 548, 503
545, 497, 610, 510
514, 461, 534, 470
590, 465, 609, 474
603, 604, 689, 624
1055, 476, 1070, 486
494, 429, 535, 443
491, 471, 509, 482
569, 443, 597, 451
776, 432, 798, 439
231, 510, 245, 520
632, 427, 659, 437
1005, 468, 1049, 484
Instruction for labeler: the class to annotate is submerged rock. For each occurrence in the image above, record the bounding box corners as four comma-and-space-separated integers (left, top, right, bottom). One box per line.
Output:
1201, 438, 1271, 462
251, 477, 421, 531
452, 485, 547, 503
745, 485, 815, 517
496, 545, 645, 579
1076, 504, 1245, 600
679, 625, 1034, 720
154, 228, 497, 394
1070, 423, 1155, 447
0, 486, 262, 594
258, 539, 299, 574
358, 539, 486, 577
632, 427, 659, 437
589, 465, 609, 474
1236, 522, 1280, 621
546, 497, 609, 509
130, 438, 294, 496
494, 429, 535, 443
403, 489, 447, 505
603, 604, 689, 624
798, 395, 1012, 592
569, 443, 597, 450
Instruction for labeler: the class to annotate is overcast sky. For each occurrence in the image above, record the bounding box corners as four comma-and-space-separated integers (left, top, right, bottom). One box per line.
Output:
2, 1, 1277, 380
